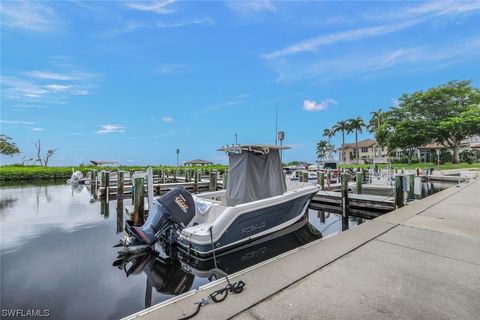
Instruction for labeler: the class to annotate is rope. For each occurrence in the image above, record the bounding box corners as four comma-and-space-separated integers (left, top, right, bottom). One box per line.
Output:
178, 227, 246, 320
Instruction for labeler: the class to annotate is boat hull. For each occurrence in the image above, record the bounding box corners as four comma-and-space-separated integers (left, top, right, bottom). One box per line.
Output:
177, 190, 317, 256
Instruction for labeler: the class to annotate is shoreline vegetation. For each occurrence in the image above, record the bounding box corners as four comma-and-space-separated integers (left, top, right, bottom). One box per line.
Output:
0, 165, 228, 182
1, 162, 479, 182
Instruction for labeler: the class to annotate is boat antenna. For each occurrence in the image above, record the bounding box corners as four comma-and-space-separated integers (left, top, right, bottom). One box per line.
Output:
275, 102, 278, 145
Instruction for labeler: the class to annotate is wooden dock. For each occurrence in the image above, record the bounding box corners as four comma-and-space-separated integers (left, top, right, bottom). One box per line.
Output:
311, 190, 395, 218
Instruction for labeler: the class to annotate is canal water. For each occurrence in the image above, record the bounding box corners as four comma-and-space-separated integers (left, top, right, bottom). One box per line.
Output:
0, 180, 455, 320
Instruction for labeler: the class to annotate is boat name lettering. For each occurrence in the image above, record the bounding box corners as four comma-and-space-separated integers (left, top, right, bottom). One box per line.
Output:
241, 246, 267, 262
241, 221, 267, 234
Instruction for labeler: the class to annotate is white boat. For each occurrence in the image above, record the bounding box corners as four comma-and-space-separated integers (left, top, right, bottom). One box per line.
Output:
290, 170, 318, 181
121, 144, 320, 256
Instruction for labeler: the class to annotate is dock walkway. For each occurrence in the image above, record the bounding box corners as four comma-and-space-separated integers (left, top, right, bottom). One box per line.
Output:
124, 178, 480, 320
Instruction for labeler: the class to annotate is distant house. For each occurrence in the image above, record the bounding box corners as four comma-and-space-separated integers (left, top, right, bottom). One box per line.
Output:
338, 139, 387, 164
184, 159, 213, 167
338, 136, 480, 164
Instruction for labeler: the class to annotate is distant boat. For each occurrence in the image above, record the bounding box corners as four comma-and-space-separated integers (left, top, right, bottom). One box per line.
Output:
119, 144, 320, 257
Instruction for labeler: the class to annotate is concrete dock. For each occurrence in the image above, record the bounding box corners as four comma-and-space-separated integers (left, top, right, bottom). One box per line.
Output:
123, 178, 480, 320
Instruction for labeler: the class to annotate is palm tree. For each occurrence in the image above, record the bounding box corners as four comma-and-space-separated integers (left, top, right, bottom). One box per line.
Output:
347, 117, 366, 164
332, 121, 349, 163
322, 128, 335, 145
368, 109, 384, 133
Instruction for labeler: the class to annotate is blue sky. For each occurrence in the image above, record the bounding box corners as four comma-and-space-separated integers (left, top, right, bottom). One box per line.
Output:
1, 0, 479, 166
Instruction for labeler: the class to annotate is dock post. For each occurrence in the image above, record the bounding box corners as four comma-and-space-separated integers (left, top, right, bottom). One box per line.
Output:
185, 169, 191, 183
340, 173, 349, 231
161, 169, 166, 184
414, 175, 422, 195
209, 171, 218, 191
133, 177, 145, 226
340, 173, 349, 216
407, 174, 414, 199
222, 171, 228, 190
317, 210, 325, 223
302, 171, 309, 183
91, 170, 98, 199
100, 171, 107, 201
193, 170, 199, 193
146, 168, 153, 213
362, 168, 367, 182
100, 200, 109, 218
117, 171, 124, 202
105, 171, 111, 202
318, 172, 325, 190
395, 175, 405, 208
356, 172, 362, 194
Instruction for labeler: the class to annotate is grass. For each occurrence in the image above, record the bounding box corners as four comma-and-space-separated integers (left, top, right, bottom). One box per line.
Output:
338, 162, 480, 170
0, 164, 228, 182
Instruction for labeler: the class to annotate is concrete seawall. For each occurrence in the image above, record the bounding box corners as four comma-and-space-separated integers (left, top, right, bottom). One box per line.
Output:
124, 178, 480, 320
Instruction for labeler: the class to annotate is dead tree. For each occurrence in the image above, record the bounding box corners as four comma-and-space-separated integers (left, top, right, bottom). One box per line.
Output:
44, 149, 57, 167
33, 140, 57, 167
34, 140, 43, 166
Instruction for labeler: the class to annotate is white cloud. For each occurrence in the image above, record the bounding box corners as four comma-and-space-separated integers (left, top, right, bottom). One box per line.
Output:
155, 65, 186, 76
156, 17, 214, 28
226, 0, 277, 14
263, 19, 422, 60
303, 99, 338, 112
0, 120, 36, 125
0, 1, 59, 32
199, 94, 250, 115
162, 116, 174, 122
102, 21, 146, 37
2, 65, 98, 103
269, 37, 480, 83
126, 0, 176, 14
263, 0, 480, 60
95, 124, 125, 134
25, 71, 87, 81
29, 127, 44, 132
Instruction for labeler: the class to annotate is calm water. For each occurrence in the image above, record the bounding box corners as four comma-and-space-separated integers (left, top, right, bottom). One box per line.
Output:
0, 180, 453, 319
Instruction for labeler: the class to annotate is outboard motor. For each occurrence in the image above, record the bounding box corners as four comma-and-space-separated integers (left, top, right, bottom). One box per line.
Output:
127, 187, 196, 246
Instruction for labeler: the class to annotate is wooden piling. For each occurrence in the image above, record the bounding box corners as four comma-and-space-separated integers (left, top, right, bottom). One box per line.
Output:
100, 171, 107, 200
302, 171, 309, 183
100, 200, 109, 218
105, 171, 110, 202
117, 171, 124, 201
133, 177, 145, 226
407, 174, 414, 198
356, 172, 363, 194
161, 169, 166, 184
193, 170, 199, 193
318, 172, 325, 190
209, 171, 218, 191
395, 175, 405, 209
185, 169, 191, 183
340, 173, 349, 218
91, 170, 98, 200
222, 171, 228, 190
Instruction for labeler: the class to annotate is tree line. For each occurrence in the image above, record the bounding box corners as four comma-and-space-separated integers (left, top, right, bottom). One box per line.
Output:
317, 80, 480, 164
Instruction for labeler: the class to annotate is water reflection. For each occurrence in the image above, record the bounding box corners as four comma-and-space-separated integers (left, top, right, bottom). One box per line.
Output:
113, 252, 194, 308
113, 218, 321, 307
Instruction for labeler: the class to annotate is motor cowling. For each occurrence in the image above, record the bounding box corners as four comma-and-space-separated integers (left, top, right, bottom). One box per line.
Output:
129, 187, 196, 245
